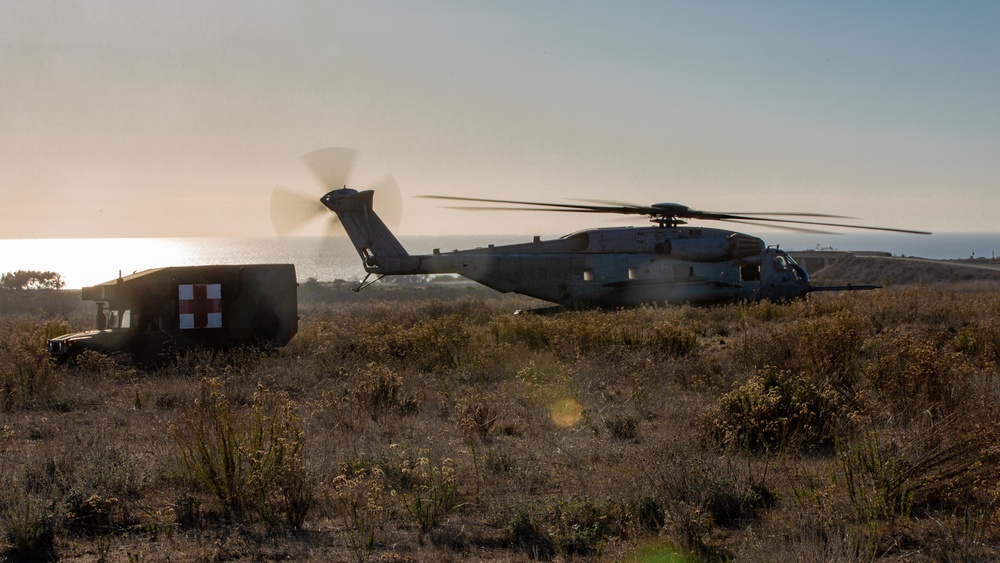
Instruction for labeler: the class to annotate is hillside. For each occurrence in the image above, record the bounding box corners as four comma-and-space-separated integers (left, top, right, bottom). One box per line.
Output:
811, 254, 1000, 288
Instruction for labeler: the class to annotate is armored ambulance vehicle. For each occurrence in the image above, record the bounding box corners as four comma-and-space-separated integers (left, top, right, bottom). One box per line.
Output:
48, 264, 297, 365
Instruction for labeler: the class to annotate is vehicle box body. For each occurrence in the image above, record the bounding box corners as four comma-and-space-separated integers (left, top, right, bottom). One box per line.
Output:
48, 264, 297, 364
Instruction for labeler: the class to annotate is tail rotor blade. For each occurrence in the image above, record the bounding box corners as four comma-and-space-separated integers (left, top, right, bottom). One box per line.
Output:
270, 186, 328, 236
371, 174, 403, 229
323, 215, 344, 238
302, 147, 358, 191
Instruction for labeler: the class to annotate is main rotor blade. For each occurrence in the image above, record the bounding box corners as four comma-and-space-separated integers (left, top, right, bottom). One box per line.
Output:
419, 195, 654, 214
573, 199, 854, 219
707, 214, 931, 235
270, 187, 331, 236
714, 211, 856, 219
421, 194, 929, 234
720, 218, 837, 235
302, 147, 358, 191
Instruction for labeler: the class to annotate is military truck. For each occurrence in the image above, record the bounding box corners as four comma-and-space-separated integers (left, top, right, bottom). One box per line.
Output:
48, 264, 298, 365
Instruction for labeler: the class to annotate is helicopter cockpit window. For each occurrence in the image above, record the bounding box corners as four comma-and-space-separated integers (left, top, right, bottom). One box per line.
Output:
565, 232, 590, 252
773, 256, 788, 272
791, 264, 808, 281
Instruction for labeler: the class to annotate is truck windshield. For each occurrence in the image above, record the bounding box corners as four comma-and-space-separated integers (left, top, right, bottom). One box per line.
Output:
106, 310, 132, 329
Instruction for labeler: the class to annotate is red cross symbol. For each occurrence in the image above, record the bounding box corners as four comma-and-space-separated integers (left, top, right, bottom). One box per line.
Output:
178, 284, 222, 329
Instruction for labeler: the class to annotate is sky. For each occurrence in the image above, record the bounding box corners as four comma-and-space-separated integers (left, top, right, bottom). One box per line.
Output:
2, 1, 998, 239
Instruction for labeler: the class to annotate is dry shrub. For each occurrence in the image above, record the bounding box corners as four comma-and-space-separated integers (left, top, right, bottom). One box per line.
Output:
297, 300, 491, 371
490, 309, 699, 362
638, 447, 774, 556
398, 454, 460, 543
953, 318, 1000, 365
350, 363, 418, 421
709, 367, 846, 452
793, 311, 870, 384
504, 504, 556, 559
865, 331, 977, 420
332, 466, 392, 562
62, 492, 129, 537
0, 318, 69, 411
544, 497, 625, 557
173, 380, 312, 529
730, 321, 798, 372
841, 419, 1000, 520
489, 497, 627, 559
459, 395, 499, 441
732, 309, 870, 385
3, 489, 56, 560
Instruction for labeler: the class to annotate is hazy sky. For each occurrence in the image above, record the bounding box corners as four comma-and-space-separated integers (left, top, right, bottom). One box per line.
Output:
2, 1, 998, 238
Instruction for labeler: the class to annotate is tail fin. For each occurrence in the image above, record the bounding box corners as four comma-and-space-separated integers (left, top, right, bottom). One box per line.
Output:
321, 188, 415, 274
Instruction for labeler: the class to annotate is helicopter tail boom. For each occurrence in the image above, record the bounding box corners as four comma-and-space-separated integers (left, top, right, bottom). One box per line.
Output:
321, 188, 419, 274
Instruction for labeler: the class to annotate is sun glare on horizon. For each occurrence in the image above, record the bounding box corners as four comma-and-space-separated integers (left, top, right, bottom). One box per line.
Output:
0, 238, 189, 289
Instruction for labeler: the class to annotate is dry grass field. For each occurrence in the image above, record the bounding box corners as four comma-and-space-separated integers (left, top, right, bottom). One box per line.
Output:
4, 273, 1000, 561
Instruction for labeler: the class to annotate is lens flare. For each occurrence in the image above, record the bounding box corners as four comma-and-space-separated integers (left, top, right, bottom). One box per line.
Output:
550, 397, 583, 428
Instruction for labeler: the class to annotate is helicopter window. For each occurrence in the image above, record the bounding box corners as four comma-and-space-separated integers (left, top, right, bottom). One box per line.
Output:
741, 264, 760, 281
120, 310, 132, 329
655, 241, 672, 255
583, 268, 595, 282
566, 232, 590, 252
628, 268, 638, 280
773, 256, 788, 271
791, 264, 808, 281
672, 265, 693, 278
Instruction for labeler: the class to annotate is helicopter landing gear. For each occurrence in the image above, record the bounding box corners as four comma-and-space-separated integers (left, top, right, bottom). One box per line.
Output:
354, 272, 385, 292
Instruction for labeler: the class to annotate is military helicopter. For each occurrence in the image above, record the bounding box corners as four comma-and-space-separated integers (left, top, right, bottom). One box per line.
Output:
272, 148, 930, 309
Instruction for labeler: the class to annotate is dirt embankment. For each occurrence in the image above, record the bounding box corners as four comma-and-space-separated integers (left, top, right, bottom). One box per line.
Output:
812, 255, 1000, 289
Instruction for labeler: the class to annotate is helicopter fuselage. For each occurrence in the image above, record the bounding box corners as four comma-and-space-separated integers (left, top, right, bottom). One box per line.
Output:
322, 188, 820, 308
367, 224, 811, 307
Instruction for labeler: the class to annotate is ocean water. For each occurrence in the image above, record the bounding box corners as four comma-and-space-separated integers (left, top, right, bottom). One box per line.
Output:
2, 232, 999, 289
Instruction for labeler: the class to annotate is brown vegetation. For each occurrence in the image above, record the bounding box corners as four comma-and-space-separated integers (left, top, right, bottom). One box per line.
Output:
3, 285, 1000, 561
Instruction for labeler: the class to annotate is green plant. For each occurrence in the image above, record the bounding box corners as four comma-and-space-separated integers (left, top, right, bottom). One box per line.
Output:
544, 498, 623, 557
332, 467, 392, 562
173, 380, 311, 528
503, 505, 555, 558
4, 493, 56, 560
398, 454, 460, 543
1, 270, 65, 290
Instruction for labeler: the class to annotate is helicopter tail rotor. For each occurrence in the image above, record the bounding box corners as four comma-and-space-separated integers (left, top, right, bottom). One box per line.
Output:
269, 148, 403, 236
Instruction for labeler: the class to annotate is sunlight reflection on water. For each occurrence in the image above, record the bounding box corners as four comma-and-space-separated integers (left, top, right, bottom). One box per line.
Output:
0, 236, 524, 289
0, 237, 361, 289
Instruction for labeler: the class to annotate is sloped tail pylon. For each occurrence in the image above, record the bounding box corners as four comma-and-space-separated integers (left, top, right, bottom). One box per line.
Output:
321, 188, 419, 275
